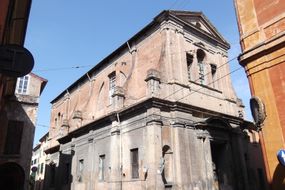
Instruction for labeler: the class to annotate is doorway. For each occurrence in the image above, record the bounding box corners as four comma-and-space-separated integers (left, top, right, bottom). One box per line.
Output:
0, 162, 25, 190
210, 141, 233, 190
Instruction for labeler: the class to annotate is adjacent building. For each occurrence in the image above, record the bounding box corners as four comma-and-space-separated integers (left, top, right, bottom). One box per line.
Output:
0, 1, 39, 190
44, 10, 263, 190
31, 132, 49, 190
234, 1, 285, 189
0, 72, 47, 190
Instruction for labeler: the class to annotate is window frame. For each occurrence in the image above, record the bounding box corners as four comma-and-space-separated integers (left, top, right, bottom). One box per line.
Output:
16, 75, 30, 94
78, 159, 84, 182
108, 72, 116, 104
130, 148, 139, 179
40, 163, 44, 174
99, 154, 105, 181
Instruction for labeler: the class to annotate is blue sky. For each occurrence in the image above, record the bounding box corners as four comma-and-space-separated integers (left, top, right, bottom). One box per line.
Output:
24, 0, 251, 146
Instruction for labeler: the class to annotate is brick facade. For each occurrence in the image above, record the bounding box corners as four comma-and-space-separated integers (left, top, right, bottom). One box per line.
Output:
44, 10, 263, 190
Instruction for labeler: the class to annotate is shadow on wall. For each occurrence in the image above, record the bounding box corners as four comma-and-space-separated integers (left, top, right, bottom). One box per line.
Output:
43, 151, 74, 190
0, 96, 38, 190
271, 163, 285, 190
0, 162, 25, 190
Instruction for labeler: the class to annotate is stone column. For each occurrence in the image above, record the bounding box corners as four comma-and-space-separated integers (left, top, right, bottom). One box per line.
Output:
109, 117, 121, 190
202, 136, 214, 190
194, 130, 212, 190
144, 108, 164, 189
70, 142, 76, 190
171, 120, 185, 189
173, 26, 185, 83
87, 134, 95, 190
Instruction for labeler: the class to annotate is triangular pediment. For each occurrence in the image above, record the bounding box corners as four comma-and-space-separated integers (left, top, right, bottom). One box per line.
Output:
180, 16, 213, 34
169, 10, 229, 47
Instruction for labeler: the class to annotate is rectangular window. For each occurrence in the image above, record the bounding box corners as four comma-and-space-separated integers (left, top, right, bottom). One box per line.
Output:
186, 53, 193, 81
4, 120, 24, 154
79, 159, 84, 173
16, 75, 29, 94
131, 148, 139, 179
99, 155, 105, 181
37, 164, 40, 174
109, 72, 116, 104
78, 159, 84, 182
40, 163, 44, 174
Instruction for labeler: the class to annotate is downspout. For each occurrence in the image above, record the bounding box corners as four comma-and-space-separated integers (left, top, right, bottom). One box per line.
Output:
66, 90, 70, 133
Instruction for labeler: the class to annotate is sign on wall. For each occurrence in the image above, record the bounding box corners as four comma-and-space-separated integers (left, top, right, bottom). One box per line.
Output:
277, 149, 285, 166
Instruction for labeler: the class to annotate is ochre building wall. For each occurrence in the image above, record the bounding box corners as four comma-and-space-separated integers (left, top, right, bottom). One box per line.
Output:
234, 0, 285, 189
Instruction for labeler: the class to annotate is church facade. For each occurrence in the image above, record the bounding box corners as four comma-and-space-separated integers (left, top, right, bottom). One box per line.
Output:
44, 10, 264, 190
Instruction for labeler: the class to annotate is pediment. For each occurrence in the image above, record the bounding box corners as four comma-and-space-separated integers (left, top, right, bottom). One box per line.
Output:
181, 16, 213, 34
169, 11, 229, 47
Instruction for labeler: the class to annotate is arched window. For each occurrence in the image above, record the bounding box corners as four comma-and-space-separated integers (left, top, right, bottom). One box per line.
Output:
197, 49, 206, 85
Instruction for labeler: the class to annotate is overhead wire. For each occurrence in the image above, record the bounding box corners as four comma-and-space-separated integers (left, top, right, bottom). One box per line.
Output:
177, 65, 243, 102
33, 64, 94, 72
36, 123, 50, 128
169, 0, 182, 9
33, 6, 243, 128
159, 55, 239, 101
176, 0, 191, 10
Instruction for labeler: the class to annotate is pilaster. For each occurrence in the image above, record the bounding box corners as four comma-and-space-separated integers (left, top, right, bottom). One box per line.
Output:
144, 108, 164, 189
109, 118, 121, 190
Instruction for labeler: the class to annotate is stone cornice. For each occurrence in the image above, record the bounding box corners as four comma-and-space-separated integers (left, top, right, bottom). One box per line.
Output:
55, 97, 247, 145
239, 32, 285, 66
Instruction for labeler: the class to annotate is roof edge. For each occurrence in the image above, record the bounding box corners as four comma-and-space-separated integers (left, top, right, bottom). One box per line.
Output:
51, 10, 230, 104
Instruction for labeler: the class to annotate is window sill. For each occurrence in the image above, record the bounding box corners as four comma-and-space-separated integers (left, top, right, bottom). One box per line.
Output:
120, 178, 145, 182
165, 183, 173, 187
189, 80, 222, 94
